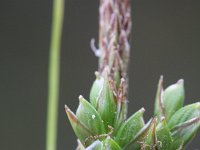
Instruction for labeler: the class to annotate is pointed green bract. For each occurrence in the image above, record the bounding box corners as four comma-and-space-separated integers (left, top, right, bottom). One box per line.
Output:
115, 108, 145, 147
154, 75, 164, 118
76, 96, 106, 135
65, 105, 93, 145
162, 79, 185, 121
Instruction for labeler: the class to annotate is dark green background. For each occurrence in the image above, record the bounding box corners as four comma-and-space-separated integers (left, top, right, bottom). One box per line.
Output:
1, 0, 200, 149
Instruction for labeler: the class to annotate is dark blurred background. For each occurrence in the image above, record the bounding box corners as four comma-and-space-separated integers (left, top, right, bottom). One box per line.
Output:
1, 0, 200, 149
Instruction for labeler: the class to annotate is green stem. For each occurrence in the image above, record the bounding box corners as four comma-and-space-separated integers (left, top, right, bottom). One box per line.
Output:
46, 0, 64, 150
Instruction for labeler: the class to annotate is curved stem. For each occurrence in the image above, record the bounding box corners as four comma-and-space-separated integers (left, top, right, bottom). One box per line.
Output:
46, 0, 64, 150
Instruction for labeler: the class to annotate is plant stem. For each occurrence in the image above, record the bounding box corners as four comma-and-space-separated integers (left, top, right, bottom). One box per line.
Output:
46, 0, 64, 150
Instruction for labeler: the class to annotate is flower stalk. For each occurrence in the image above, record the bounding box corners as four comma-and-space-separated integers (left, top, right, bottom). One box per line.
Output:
46, 0, 64, 150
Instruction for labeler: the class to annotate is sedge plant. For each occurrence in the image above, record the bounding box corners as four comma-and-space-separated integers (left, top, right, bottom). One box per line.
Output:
65, 0, 200, 149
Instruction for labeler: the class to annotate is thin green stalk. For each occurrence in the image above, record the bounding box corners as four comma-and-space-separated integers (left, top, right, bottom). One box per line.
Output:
46, 0, 64, 150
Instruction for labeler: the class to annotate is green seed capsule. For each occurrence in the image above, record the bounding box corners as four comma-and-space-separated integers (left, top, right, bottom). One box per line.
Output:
168, 102, 200, 129
162, 79, 185, 121
76, 96, 106, 136
124, 118, 156, 150
168, 102, 200, 147
65, 105, 92, 145
115, 108, 145, 148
